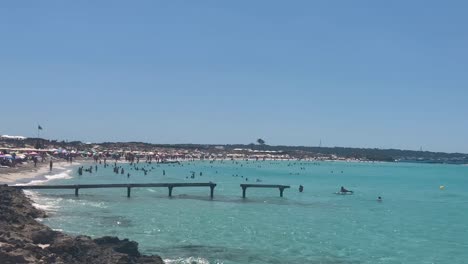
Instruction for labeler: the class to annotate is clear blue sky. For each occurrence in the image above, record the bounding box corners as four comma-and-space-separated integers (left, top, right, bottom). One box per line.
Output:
1, 1, 467, 153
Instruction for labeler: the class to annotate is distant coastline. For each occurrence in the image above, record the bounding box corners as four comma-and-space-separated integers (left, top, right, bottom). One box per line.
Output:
1, 137, 468, 166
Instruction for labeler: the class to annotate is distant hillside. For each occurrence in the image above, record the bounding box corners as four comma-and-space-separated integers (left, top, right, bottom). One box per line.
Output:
1, 138, 467, 164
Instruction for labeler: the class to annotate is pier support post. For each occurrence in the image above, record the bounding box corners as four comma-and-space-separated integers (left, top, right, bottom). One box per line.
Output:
127, 187, 131, 198
279, 187, 284, 197
75, 187, 79, 196
168, 186, 173, 197
210, 185, 215, 199
242, 186, 247, 198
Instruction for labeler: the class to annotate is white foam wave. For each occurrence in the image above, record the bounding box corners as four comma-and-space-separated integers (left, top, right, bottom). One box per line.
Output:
45, 170, 73, 181
17, 170, 73, 186
164, 257, 212, 264
32, 202, 59, 212
32, 194, 63, 212
68, 199, 107, 208
23, 188, 63, 212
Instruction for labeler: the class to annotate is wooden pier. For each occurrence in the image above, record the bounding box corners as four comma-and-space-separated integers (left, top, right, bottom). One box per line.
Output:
240, 184, 290, 198
11, 183, 217, 198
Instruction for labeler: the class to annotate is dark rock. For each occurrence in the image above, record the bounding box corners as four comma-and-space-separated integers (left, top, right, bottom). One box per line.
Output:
0, 250, 29, 264
94, 236, 140, 257
137, 255, 165, 263
31, 228, 57, 244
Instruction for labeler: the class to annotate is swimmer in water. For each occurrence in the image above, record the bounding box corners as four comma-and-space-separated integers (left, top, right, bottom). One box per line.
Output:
377, 196, 382, 202
340, 186, 353, 194
299, 185, 304, 192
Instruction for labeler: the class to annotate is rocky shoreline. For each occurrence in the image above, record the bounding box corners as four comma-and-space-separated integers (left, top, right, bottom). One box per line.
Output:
0, 186, 164, 264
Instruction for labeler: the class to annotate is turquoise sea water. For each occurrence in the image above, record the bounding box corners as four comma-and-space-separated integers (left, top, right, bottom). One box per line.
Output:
28, 161, 468, 264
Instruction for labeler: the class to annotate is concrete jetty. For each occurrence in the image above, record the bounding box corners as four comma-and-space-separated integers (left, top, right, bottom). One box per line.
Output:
11, 182, 217, 198
240, 184, 290, 198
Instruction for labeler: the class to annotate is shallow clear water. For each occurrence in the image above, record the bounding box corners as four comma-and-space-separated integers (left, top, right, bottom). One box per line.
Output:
30, 160, 468, 264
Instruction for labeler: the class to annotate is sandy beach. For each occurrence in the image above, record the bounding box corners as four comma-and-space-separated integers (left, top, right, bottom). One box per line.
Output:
0, 160, 75, 185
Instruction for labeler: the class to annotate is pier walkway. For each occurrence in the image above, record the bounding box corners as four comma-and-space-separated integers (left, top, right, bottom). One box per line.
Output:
9, 183, 292, 199
11, 183, 217, 198
240, 184, 290, 198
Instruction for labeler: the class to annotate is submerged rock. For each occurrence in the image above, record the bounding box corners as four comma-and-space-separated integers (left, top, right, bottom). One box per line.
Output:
94, 236, 141, 257
0, 186, 164, 264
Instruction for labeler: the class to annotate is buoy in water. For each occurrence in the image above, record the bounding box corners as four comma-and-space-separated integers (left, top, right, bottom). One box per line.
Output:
439, 185, 445, 190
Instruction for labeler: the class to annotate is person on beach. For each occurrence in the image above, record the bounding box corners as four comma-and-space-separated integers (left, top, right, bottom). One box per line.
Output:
49, 160, 53, 171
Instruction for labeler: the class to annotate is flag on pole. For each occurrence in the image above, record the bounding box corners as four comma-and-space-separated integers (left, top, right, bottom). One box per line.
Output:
38, 125, 43, 130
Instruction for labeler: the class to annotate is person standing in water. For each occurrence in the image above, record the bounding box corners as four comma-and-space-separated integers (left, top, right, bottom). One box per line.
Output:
299, 185, 304, 192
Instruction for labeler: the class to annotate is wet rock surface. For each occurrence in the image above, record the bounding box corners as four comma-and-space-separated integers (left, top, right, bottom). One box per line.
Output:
0, 186, 164, 264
